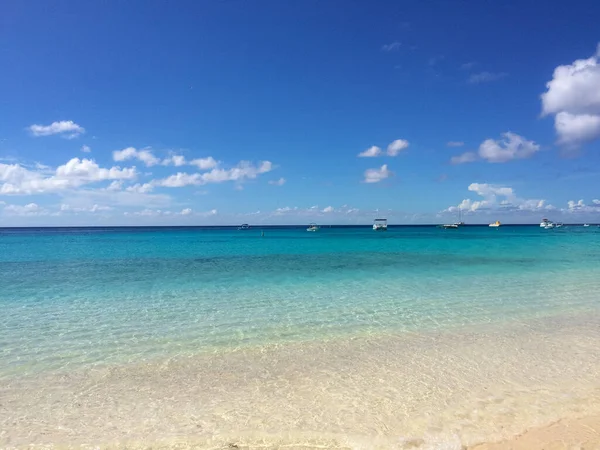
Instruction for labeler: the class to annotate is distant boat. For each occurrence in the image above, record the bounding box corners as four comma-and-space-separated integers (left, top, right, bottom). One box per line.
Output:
373, 218, 388, 231
442, 208, 464, 229
454, 208, 465, 227
583, 224, 590, 227
238, 223, 250, 230
307, 223, 319, 232
540, 219, 555, 229
489, 221, 501, 228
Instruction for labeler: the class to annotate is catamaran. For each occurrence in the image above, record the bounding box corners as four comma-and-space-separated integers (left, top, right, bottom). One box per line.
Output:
489, 221, 501, 227
238, 223, 250, 230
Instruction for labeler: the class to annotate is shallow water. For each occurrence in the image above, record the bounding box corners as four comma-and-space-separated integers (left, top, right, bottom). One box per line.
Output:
1, 225, 599, 448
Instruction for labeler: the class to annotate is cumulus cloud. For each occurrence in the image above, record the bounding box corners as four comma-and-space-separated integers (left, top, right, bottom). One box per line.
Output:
180, 208, 192, 215
81, 145, 91, 153
387, 139, 409, 156
0, 158, 137, 195
478, 132, 540, 163
453, 132, 540, 165
113, 147, 160, 167
268, 177, 286, 186
445, 183, 553, 213
450, 152, 477, 165
554, 112, 600, 147
125, 183, 154, 194
162, 154, 187, 166
541, 44, 600, 148
358, 146, 382, 157
28, 121, 85, 139
156, 160, 273, 188
189, 157, 218, 170
322, 206, 334, 213
382, 42, 402, 52
3, 202, 46, 216
565, 199, 600, 213
447, 141, 464, 147
363, 164, 392, 183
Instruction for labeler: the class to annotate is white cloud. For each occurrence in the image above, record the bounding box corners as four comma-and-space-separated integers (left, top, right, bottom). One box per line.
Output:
322, 206, 334, 213
468, 72, 508, 84
189, 157, 218, 170
565, 199, 600, 213
541, 44, 600, 148
364, 164, 392, 183
382, 42, 402, 52
106, 180, 123, 191
28, 121, 85, 139
3, 202, 46, 216
358, 146, 382, 158
125, 183, 154, 194
387, 139, 409, 156
156, 160, 273, 188
180, 208, 192, 216
0, 158, 137, 195
60, 203, 112, 213
56, 158, 136, 181
447, 141, 464, 147
445, 183, 552, 213
81, 145, 91, 153
554, 112, 600, 147
162, 155, 187, 166
269, 177, 286, 186
450, 152, 477, 165
478, 132, 540, 163
113, 147, 160, 167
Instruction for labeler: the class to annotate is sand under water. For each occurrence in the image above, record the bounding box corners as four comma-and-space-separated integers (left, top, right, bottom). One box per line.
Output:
2, 312, 600, 449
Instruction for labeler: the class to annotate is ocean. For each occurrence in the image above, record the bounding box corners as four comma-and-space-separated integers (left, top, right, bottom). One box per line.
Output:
1, 225, 600, 448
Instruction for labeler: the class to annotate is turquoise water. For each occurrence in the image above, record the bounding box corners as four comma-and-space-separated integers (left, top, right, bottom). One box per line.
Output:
1, 225, 599, 378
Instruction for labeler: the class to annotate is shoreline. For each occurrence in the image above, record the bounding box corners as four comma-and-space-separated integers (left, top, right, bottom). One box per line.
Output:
2, 312, 600, 448
469, 415, 600, 449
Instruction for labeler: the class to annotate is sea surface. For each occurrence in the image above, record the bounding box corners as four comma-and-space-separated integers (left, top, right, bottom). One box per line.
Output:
1, 225, 600, 448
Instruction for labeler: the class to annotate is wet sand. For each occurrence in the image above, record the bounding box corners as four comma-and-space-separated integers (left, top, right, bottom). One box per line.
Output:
469, 415, 600, 449
2, 312, 600, 449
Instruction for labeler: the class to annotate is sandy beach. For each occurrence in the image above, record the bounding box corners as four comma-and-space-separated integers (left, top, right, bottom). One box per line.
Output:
470, 415, 600, 449
2, 312, 600, 449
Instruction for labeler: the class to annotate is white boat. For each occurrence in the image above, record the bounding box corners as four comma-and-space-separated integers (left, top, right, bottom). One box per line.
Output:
373, 218, 388, 231
454, 208, 465, 227
238, 223, 250, 230
583, 224, 590, 227
442, 208, 464, 229
307, 223, 319, 232
489, 221, 501, 227
540, 219, 555, 229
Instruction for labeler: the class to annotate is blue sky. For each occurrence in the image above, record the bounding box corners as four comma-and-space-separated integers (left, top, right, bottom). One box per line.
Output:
1, 0, 599, 225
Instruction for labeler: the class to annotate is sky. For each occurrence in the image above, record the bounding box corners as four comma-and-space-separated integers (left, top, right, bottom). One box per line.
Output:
1, 0, 600, 225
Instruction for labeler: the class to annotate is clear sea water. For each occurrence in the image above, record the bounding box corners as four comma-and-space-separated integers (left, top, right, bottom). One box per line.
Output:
1, 225, 599, 378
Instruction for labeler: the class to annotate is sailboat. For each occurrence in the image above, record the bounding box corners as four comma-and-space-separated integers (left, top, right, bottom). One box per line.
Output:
443, 208, 464, 229
454, 208, 465, 227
